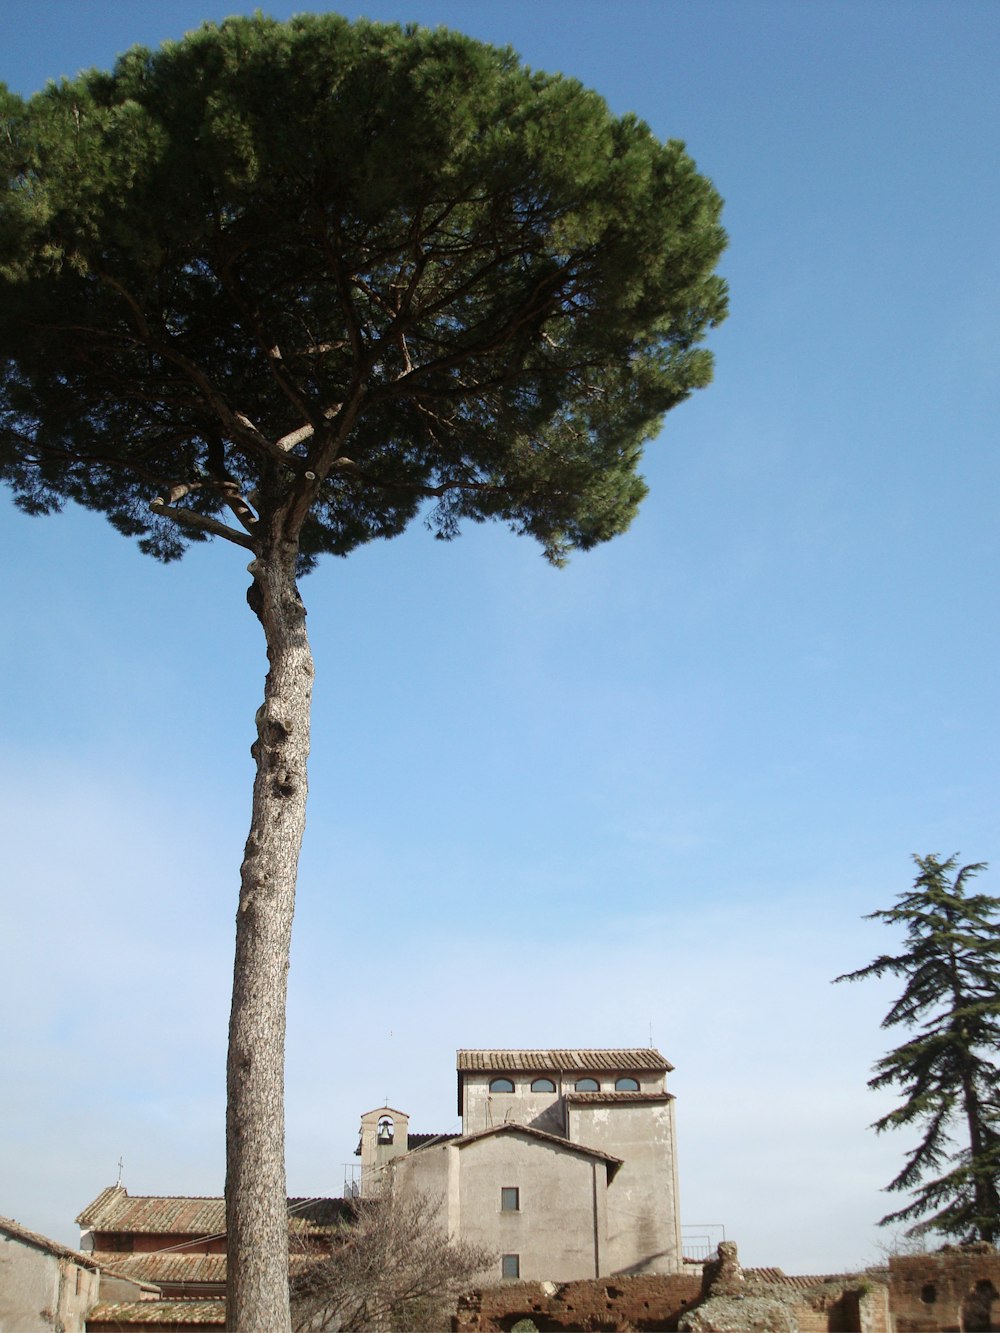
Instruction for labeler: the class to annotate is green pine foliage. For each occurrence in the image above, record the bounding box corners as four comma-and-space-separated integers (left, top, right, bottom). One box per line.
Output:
1, 26, 728, 1326
0, 13, 727, 572
836, 854, 1000, 1243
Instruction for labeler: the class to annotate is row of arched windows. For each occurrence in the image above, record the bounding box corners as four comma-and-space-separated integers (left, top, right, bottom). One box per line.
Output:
488, 1075, 640, 1093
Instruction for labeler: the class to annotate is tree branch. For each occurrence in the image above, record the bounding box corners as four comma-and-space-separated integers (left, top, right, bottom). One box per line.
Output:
149, 497, 257, 550
96, 272, 311, 477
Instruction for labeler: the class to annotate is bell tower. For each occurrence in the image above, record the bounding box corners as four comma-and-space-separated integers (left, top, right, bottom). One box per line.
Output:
357, 1105, 410, 1196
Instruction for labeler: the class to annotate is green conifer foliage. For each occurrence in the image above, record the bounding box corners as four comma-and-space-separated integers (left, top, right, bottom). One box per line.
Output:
0, 13, 726, 569
0, 16, 727, 1329
836, 854, 1000, 1243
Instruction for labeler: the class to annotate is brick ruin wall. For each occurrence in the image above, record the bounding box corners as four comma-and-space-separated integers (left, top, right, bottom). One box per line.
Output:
453, 1237, 894, 1333
452, 1271, 889, 1333
455, 1244, 1000, 1332
454, 1272, 705, 1332
888, 1244, 1000, 1331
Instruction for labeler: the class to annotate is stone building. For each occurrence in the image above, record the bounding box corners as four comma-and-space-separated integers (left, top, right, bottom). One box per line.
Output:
0, 1213, 154, 1333
75, 1185, 348, 1298
70, 1186, 350, 1329
356, 1047, 683, 1285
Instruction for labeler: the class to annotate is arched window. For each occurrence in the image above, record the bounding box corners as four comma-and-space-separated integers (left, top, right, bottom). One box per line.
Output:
615, 1077, 640, 1091
574, 1077, 599, 1091
961, 1280, 997, 1331
489, 1077, 514, 1093
530, 1077, 555, 1093
376, 1116, 394, 1144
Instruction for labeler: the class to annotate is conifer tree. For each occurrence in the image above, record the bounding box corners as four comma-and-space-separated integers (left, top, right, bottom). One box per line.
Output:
835, 854, 1000, 1243
0, 15, 726, 1330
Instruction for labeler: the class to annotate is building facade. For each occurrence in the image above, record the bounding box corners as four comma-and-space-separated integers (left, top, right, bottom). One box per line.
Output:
75, 1186, 347, 1298
357, 1047, 683, 1284
0, 1213, 154, 1333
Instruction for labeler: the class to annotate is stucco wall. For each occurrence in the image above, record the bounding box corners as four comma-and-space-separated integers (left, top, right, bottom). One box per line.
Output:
392, 1139, 451, 1221
460, 1135, 608, 1284
568, 1100, 681, 1274
462, 1073, 564, 1136
462, 1070, 666, 1136
0, 1235, 99, 1333
396, 1132, 611, 1284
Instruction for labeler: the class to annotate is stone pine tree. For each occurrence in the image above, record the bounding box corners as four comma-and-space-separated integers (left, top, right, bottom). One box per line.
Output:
835, 854, 1000, 1243
0, 15, 727, 1330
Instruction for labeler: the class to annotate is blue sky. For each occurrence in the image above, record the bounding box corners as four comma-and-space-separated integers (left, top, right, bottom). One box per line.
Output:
2, 0, 999, 1275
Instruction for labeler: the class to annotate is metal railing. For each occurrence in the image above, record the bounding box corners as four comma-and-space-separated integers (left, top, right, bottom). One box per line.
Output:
682, 1223, 726, 1261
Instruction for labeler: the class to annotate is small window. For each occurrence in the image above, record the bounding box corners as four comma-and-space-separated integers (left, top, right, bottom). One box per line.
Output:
574, 1077, 599, 1091
502, 1253, 520, 1279
489, 1077, 515, 1093
921, 1283, 936, 1305
501, 1186, 520, 1212
615, 1077, 640, 1091
530, 1077, 555, 1092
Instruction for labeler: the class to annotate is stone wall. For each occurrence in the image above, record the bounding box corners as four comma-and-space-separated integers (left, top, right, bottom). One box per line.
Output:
0, 1222, 102, 1333
677, 1242, 890, 1333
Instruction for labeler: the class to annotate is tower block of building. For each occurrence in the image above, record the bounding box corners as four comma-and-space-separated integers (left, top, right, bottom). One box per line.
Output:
358, 1048, 683, 1283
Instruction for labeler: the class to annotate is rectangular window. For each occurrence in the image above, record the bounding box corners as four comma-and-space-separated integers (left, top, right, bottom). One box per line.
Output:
502, 1253, 520, 1279
501, 1187, 519, 1212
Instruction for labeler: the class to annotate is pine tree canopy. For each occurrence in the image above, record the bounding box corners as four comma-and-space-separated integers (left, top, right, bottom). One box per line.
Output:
0, 13, 727, 572
1, 23, 728, 1326
835, 853, 1000, 1243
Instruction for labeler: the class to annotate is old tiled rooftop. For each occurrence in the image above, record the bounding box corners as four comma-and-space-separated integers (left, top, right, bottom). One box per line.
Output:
0, 1213, 102, 1269
77, 1186, 349, 1236
86, 1300, 226, 1326
92, 1252, 227, 1285
564, 1090, 675, 1104
89, 1250, 321, 1284
745, 1268, 851, 1290
456, 1048, 672, 1072
78, 1189, 225, 1235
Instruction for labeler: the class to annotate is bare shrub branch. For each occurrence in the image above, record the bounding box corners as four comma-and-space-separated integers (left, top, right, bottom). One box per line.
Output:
290, 1186, 494, 1332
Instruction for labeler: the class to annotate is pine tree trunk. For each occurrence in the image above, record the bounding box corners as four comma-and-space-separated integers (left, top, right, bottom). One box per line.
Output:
226, 543, 313, 1333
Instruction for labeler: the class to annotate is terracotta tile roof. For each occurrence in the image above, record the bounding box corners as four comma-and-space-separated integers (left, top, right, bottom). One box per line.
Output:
92, 1252, 227, 1285
564, 1091, 675, 1105
90, 1250, 321, 1285
407, 1132, 457, 1150
78, 1188, 223, 1235
456, 1048, 673, 1073
0, 1213, 103, 1269
86, 1300, 226, 1326
745, 1268, 861, 1291
455, 1122, 624, 1176
77, 1187, 349, 1237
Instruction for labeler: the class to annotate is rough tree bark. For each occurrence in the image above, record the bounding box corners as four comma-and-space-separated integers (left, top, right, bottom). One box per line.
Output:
226, 539, 314, 1333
